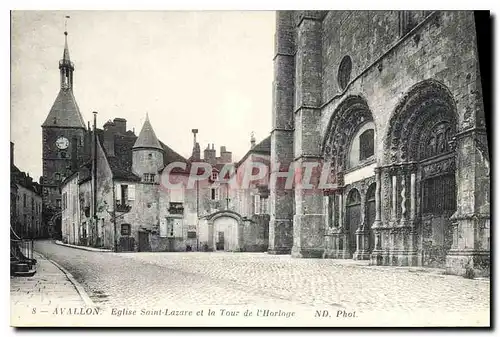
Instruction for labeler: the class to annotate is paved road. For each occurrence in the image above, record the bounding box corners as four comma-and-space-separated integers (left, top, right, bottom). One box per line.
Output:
34, 240, 490, 326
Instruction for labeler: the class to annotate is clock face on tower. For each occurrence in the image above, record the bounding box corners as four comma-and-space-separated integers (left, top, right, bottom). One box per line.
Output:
56, 136, 69, 150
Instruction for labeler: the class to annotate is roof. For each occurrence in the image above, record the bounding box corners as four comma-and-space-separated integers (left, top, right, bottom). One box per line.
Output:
66, 117, 190, 184
42, 89, 86, 128
236, 135, 271, 167
133, 115, 162, 150
11, 165, 41, 195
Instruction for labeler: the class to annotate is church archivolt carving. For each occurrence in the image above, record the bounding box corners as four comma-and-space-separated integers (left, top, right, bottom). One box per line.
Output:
322, 95, 374, 173
385, 79, 458, 164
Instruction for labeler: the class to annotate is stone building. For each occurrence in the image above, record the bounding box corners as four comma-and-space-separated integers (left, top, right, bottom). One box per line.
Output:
59, 116, 270, 252
270, 11, 490, 276
11, 142, 44, 238
195, 134, 271, 252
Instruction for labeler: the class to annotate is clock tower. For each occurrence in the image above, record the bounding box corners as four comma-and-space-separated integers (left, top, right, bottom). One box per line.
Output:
41, 29, 87, 225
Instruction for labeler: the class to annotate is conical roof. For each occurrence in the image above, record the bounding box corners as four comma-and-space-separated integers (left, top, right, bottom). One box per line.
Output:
42, 89, 86, 128
133, 114, 162, 150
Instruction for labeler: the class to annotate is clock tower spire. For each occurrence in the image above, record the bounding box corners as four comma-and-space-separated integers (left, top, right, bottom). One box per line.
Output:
41, 20, 87, 238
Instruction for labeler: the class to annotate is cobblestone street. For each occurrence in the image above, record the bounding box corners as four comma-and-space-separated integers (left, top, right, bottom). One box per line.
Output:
34, 240, 490, 326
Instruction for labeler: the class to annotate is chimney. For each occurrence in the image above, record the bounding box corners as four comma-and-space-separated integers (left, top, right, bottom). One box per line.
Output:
10, 142, 14, 167
220, 146, 232, 163
192, 129, 198, 145
191, 129, 200, 161
250, 132, 256, 148
103, 120, 115, 157
113, 118, 127, 134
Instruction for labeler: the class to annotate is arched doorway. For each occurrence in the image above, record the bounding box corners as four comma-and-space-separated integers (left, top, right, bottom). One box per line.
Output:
214, 216, 238, 251
322, 95, 377, 260
384, 79, 458, 267
346, 188, 361, 255
207, 211, 243, 252
365, 183, 376, 252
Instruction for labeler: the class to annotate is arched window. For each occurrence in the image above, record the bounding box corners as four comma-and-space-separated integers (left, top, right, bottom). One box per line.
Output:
359, 129, 375, 161
348, 122, 375, 168
338, 56, 352, 91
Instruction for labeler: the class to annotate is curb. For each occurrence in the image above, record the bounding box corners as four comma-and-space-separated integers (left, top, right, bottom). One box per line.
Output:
35, 252, 96, 307
55, 240, 112, 253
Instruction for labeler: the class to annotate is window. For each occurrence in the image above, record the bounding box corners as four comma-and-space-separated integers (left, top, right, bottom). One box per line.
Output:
169, 202, 184, 215
120, 223, 131, 236
359, 129, 375, 161
187, 231, 197, 239
211, 187, 219, 201
254, 194, 261, 214
143, 173, 155, 183
211, 171, 219, 182
121, 185, 128, 204
167, 219, 174, 237
116, 184, 135, 205
62, 192, 67, 211
31, 198, 34, 211
261, 197, 269, 214
55, 173, 61, 181
338, 55, 352, 91
148, 153, 153, 160
81, 222, 87, 238
23, 194, 27, 207
56, 199, 61, 208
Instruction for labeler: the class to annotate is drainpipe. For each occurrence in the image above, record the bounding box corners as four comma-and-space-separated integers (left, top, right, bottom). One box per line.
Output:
92, 111, 98, 247
112, 181, 117, 252
196, 179, 199, 251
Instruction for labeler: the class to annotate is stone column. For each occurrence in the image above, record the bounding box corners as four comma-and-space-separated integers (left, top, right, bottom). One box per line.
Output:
370, 167, 384, 265
354, 188, 370, 260
323, 194, 330, 229
291, 11, 325, 259
391, 174, 398, 222
269, 11, 296, 255
373, 167, 382, 228
447, 128, 490, 276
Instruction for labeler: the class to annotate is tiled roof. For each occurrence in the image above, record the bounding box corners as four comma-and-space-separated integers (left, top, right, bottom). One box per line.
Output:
71, 120, 190, 183
42, 89, 86, 128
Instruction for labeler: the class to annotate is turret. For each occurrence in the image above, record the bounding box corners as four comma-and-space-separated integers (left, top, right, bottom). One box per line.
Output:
132, 114, 164, 182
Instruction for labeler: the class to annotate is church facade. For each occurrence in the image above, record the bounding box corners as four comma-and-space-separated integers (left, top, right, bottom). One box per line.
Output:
270, 11, 490, 276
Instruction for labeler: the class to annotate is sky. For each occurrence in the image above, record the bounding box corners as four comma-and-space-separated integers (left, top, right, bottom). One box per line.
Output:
10, 11, 276, 181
